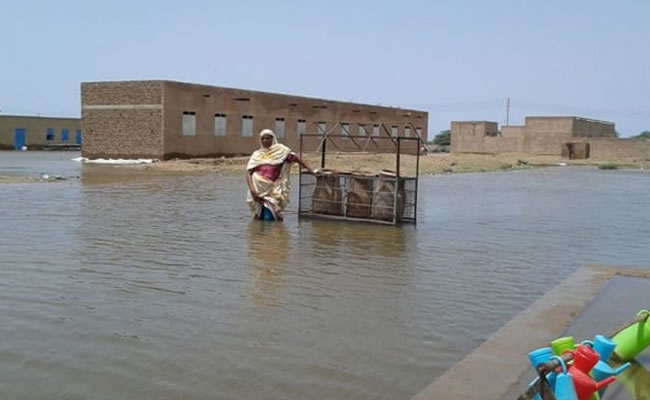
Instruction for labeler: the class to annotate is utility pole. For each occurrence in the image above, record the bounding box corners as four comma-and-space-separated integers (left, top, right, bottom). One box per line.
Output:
505, 97, 510, 126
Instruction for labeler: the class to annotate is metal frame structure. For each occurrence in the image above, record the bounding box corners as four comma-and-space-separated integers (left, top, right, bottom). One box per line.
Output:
297, 126, 420, 225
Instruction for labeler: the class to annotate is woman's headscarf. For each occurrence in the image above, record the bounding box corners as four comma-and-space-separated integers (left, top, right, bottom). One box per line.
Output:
247, 129, 292, 171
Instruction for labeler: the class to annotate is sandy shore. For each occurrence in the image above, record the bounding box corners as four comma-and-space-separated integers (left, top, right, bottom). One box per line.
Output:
2, 152, 647, 184
0, 175, 80, 184
146, 152, 649, 176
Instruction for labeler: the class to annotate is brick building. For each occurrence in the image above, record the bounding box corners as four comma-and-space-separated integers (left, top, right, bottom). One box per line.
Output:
81, 80, 428, 160
449, 116, 644, 159
0, 115, 81, 150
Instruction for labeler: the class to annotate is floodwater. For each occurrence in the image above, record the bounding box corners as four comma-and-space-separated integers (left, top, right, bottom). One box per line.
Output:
1, 151, 649, 400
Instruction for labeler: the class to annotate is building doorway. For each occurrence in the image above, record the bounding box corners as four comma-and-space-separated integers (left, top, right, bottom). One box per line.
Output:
562, 142, 590, 160
14, 128, 26, 150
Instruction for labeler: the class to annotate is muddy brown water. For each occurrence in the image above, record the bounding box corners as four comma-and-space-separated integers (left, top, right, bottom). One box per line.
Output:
1, 151, 649, 399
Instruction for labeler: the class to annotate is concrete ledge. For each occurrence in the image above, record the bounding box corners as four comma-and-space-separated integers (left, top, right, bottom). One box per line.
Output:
412, 265, 650, 400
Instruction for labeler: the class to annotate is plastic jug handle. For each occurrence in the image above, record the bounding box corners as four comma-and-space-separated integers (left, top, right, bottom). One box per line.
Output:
550, 355, 568, 373
637, 309, 650, 320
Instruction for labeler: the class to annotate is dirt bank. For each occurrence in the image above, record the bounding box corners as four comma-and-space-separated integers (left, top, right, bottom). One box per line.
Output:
146, 152, 650, 176
2, 153, 646, 184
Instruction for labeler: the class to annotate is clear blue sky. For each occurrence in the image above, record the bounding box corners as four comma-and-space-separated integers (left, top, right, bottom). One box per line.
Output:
1, 0, 648, 136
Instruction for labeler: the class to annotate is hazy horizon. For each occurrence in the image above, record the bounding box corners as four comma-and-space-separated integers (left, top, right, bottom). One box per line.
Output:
1, 0, 648, 137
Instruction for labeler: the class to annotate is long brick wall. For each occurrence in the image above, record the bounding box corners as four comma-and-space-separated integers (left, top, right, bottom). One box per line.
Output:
588, 138, 650, 160
160, 81, 426, 158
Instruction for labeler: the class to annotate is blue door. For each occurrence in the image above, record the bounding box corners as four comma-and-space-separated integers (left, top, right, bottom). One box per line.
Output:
61, 129, 69, 143
75, 129, 82, 145
14, 128, 26, 150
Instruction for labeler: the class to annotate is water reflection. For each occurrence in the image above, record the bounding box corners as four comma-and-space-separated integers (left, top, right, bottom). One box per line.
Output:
80, 164, 173, 186
306, 219, 409, 259
247, 221, 291, 308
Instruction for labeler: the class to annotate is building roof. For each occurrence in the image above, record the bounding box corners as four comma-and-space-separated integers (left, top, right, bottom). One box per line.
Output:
81, 79, 428, 116
525, 116, 614, 125
451, 120, 498, 124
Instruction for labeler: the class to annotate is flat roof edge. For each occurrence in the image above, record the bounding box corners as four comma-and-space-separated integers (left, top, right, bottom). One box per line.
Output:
0, 114, 80, 120
525, 116, 615, 125
80, 80, 428, 115
451, 120, 498, 124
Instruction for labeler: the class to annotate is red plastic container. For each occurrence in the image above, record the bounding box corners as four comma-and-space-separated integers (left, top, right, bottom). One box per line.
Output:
567, 345, 616, 400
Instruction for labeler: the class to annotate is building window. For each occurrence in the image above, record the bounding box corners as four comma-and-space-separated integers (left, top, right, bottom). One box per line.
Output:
242, 115, 254, 137
373, 124, 380, 137
404, 126, 411, 137
391, 125, 398, 137
297, 119, 306, 136
358, 124, 367, 136
275, 117, 286, 138
214, 113, 227, 136
341, 122, 350, 136
182, 111, 196, 136
416, 127, 422, 139
318, 121, 327, 135
46, 128, 54, 141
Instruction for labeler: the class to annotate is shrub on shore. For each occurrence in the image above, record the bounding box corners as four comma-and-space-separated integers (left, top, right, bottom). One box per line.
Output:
598, 163, 619, 170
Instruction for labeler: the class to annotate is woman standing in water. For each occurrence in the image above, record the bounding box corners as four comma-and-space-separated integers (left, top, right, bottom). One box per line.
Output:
246, 129, 314, 221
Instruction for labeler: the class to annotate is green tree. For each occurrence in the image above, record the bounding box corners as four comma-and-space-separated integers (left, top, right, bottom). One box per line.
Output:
433, 129, 451, 146
633, 131, 650, 139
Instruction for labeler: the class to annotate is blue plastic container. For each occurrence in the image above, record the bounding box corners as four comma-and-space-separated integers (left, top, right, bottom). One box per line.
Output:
552, 355, 578, 400
590, 335, 630, 397
528, 347, 557, 399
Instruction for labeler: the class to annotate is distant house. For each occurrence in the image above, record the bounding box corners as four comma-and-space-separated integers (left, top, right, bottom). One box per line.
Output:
0, 115, 81, 150
451, 116, 650, 160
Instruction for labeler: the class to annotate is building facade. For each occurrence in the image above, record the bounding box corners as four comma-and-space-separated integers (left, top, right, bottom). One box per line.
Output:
0, 115, 81, 150
450, 116, 631, 158
81, 80, 428, 160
